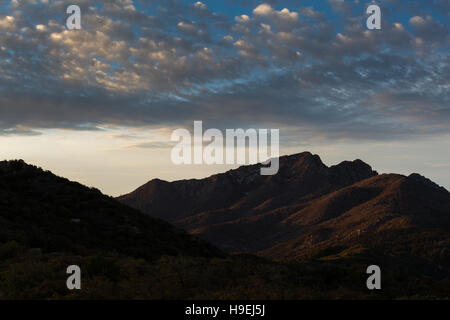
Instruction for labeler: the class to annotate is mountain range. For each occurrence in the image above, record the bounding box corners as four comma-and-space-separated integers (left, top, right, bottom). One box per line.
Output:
1, 153, 449, 299
118, 152, 450, 259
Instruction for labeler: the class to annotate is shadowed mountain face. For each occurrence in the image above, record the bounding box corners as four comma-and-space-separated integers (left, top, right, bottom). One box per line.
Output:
118, 152, 450, 258
0, 160, 223, 260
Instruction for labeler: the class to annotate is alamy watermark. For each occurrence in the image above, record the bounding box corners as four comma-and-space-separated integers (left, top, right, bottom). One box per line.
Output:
66, 265, 81, 290
366, 4, 381, 30
366, 265, 381, 290
171, 121, 279, 175
66, 5, 81, 30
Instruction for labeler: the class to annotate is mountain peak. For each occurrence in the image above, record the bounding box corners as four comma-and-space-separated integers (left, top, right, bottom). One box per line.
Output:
408, 173, 449, 194
119, 151, 379, 227
329, 159, 378, 184
280, 151, 324, 166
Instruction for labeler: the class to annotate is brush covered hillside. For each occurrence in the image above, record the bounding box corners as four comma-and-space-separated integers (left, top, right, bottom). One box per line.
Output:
119, 152, 450, 261
0, 159, 449, 299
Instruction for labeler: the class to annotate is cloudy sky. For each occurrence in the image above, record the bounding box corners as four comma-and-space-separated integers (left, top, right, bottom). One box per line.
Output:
0, 0, 449, 196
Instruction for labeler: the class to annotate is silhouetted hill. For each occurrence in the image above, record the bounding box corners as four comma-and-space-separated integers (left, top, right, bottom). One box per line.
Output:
0, 160, 222, 260
119, 152, 450, 259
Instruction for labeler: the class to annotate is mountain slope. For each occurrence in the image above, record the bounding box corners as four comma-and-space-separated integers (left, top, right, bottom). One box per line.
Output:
0, 160, 223, 260
118, 152, 450, 259
261, 173, 450, 258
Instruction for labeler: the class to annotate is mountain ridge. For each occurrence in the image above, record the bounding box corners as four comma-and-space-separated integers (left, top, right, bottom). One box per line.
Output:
1, 157, 449, 299
118, 151, 450, 258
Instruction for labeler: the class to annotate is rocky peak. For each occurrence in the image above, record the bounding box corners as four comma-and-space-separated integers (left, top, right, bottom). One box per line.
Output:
408, 173, 449, 194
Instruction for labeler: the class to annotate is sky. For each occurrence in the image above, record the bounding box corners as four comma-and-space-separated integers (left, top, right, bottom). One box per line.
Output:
0, 0, 449, 196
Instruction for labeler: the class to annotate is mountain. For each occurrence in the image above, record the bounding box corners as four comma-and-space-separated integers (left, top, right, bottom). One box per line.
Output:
1, 158, 449, 299
0, 160, 222, 260
118, 153, 377, 223
118, 152, 450, 259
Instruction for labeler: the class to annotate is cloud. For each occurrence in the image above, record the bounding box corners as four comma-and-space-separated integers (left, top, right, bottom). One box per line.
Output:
193, 1, 207, 10
328, 0, 353, 15
0, 15, 15, 30
301, 7, 326, 21
0, 125, 41, 136
235, 14, 250, 23
0, 0, 448, 145
409, 15, 448, 43
253, 4, 273, 16
252, 3, 299, 30
128, 141, 174, 149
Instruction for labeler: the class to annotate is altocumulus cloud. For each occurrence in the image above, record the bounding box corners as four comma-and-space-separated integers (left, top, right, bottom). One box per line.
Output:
0, 0, 448, 142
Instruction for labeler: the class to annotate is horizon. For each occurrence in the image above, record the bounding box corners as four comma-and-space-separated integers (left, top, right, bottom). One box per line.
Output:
1, 0, 449, 196
1, 147, 449, 197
